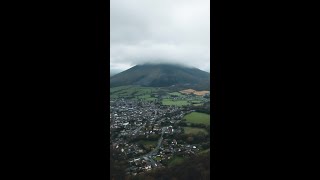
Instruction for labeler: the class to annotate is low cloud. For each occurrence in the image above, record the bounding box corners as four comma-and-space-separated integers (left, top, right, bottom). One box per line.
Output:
111, 0, 210, 73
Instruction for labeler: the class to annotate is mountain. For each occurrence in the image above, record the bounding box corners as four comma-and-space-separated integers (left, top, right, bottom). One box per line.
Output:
110, 69, 122, 77
110, 72, 117, 77
110, 64, 210, 90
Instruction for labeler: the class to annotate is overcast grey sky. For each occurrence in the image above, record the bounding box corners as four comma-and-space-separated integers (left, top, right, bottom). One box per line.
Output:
110, 0, 210, 73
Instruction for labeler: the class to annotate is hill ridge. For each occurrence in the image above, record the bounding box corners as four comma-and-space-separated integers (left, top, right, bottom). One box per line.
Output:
110, 64, 210, 90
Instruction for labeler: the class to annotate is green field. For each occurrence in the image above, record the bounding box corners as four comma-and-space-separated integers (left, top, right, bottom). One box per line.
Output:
190, 100, 202, 103
183, 127, 208, 135
168, 92, 185, 97
168, 156, 185, 167
110, 85, 133, 93
110, 86, 207, 105
145, 98, 157, 101
162, 99, 189, 106
184, 112, 210, 125
154, 156, 162, 161
110, 85, 157, 99
136, 94, 157, 101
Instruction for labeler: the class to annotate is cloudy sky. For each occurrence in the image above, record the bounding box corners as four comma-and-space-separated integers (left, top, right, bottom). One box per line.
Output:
110, 0, 210, 74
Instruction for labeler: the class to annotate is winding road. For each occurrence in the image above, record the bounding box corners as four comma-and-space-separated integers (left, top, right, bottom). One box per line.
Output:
139, 127, 167, 167
131, 123, 146, 136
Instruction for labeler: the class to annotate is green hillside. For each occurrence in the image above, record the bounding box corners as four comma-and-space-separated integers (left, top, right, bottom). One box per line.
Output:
110, 64, 210, 91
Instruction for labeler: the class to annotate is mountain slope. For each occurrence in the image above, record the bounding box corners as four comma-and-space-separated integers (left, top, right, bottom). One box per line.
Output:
110, 64, 210, 90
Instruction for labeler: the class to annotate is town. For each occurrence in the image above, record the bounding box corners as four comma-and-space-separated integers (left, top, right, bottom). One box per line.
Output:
110, 87, 210, 176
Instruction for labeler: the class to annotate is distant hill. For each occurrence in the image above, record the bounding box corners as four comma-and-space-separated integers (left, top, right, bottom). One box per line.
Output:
110, 64, 210, 90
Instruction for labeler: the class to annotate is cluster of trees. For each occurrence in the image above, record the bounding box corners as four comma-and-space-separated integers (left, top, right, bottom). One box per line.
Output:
110, 144, 211, 180
130, 134, 160, 143
110, 149, 127, 180
174, 132, 209, 144
128, 152, 210, 180
178, 121, 187, 126
194, 108, 210, 115
163, 110, 181, 118
178, 121, 210, 135
160, 121, 171, 126
201, 142, 210, 149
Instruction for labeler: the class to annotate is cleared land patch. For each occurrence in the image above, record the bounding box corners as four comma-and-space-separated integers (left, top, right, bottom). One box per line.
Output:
180, 89, 196, 94
179, 89, 210, 96
193, 91, 210, 96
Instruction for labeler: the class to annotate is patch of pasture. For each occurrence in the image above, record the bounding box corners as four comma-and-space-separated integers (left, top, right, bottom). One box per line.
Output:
184, 112, 210, 125
168, 92, 185, 97
110, 85, 158, 99
162, 99, 189, 106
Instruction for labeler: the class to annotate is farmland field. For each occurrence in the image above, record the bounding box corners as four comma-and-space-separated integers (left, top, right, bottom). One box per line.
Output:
136, 94, 156, 101
190, 100, 202, 103
110, 85, 157, 99
168, 92, 185, 97
180, 89, 210, 96
184, 112, 210, 125
162, 99, 189, 106
183, 127, 208, 135
111, 86, 208, 105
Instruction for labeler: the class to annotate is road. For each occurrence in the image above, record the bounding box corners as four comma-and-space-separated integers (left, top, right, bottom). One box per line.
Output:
139, 127, 167, 167
146, 127, 166, 156
131, 123, 146, 135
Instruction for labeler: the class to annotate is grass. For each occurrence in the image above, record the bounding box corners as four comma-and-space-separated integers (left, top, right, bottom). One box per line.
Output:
110, 85, 157, 99
184, 112, 210, 125
135, 94, 157, 102
190, 100, 202, 103
110, 85, 133, 93
162, 99, 189, 106
145, 98, 157, 101
168, 156, 185, 167
183, 127, 208, 135
110, 86, 203, 105
168, 92, 185, 97
137, 94, 151, 99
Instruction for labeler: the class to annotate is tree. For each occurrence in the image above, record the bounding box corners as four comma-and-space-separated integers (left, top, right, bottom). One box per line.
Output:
110, 149, 126, 180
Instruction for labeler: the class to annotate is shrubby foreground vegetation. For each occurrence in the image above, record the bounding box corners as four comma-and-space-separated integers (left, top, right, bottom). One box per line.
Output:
111, 150, 210, 180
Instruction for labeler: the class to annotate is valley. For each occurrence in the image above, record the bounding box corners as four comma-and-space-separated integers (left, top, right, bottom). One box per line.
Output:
110, 85, 210, 177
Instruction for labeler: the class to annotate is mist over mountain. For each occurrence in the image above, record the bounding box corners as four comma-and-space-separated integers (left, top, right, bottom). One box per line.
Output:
110, 69, 122, 77
110, 64, 210, 90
